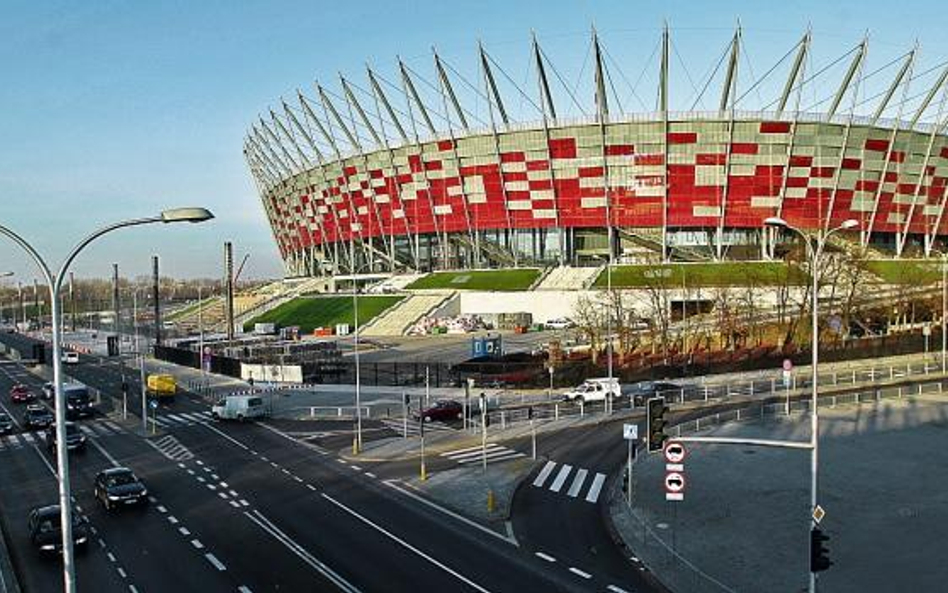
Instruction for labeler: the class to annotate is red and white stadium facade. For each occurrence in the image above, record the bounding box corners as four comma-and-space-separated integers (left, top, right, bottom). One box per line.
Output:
245, 29, 948, 275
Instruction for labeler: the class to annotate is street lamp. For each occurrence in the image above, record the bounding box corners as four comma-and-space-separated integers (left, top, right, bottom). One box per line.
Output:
928, 249, 948, 372
0, 206, 213, 593
592, 253, 615, 414
764, 215, 857, 593
0, 272, 12, 324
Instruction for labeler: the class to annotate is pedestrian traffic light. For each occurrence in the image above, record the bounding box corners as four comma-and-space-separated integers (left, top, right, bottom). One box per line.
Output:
646, 397, 668, 452
527, 406, 534, 420
403, 393, 410, 406
107, 335, 119, 356
810, 527, 832, 573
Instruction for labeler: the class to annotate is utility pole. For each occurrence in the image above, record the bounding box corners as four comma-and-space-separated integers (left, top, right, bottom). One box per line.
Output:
112, 263, 120, 353
152, 255, 161, 346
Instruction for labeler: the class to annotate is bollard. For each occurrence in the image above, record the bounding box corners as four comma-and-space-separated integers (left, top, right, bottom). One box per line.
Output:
487, 489, 495, 513
501, 412, 506, 430
580, 401, 584, 418
555, 403, 559, 420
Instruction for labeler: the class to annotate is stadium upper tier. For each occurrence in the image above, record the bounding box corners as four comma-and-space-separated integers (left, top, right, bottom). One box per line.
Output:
245, 28, 948, 275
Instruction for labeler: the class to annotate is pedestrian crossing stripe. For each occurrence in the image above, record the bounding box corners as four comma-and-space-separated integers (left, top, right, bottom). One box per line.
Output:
153, 411, 213, 428
531, 461, 607, 504
440, 443, 526, 465
146, 434, 194, 461
0, 420, 129, 451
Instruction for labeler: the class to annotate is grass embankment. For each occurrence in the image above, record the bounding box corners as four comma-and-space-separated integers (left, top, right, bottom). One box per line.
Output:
243, 295, 403, 333
407, 269, 542, 291
862, 259, 943, 285
593, 261, 807, 288
167, 297, 219, 321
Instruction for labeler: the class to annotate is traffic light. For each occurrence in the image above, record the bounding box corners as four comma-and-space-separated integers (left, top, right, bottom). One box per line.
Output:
527, 406, 534, 421
107, 335, 119, 356
810, 527, 832, 573
646, 397, 668, 452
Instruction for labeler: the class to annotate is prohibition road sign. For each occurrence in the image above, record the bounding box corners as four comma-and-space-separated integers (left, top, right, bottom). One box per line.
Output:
663, 441, 687, 464
665, 471, 686, 501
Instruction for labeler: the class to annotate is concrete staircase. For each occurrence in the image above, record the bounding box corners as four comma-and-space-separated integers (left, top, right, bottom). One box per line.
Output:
362, 292, 455, 336
536, 266, 601, 290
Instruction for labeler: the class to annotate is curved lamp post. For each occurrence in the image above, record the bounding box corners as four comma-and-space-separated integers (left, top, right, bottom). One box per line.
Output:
764, 216, 857, 593
0, 207, 213, 593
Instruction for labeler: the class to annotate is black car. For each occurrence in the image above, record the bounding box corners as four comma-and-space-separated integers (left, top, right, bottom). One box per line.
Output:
28, 505, 89, 553
24, 405, 54, 430
0, 411, 13, 435
626, 381, 681, 406
45, 422, 86, 452
94, 467, 148, 510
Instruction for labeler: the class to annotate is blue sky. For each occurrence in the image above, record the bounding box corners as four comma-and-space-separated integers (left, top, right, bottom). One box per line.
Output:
1, 0, 945, 281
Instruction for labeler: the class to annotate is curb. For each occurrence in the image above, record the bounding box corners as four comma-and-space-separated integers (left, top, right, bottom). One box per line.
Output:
0, 504, 23, 593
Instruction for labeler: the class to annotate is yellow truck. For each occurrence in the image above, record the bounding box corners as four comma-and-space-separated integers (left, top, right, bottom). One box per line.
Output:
146, 374, 177, 400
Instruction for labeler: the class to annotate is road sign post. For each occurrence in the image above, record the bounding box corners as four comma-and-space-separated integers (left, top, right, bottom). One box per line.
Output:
529, 406, 536, 460
480, 393, 488, 471
624, 424, 638, 505
149, 398, 158, 435
663, 441, 687, 501
419, 413, 427, 481
402, 393, 409, 439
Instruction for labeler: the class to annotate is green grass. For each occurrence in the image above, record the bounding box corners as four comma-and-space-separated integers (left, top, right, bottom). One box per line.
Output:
407, 269, 542, 291
243, 295, 403, 333
861, 259, 944, 285
592, 262, 807, 288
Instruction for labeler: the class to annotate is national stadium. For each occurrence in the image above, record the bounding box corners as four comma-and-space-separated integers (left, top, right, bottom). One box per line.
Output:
244, 27, 948, 277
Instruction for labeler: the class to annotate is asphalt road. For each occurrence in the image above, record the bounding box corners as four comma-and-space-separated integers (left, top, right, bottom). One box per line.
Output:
0, 332, 641, 593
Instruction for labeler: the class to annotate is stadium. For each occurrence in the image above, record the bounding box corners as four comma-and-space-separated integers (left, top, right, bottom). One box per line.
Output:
245, 27, 948, 276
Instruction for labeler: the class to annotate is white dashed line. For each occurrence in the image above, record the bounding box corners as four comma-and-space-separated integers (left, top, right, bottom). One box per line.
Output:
238, 587, 253, 593
178, 527, 190, 536
535, 552, 556, 563
117, 567, 127, 578
204, 553, 226, 571
568, 567, 591, 579
350, 465, 361, 471
218, 492, 229, 500
168, 516, 179, 525
336, 459, 347, 465
239, 499, 250, 507
156, 505, 167, 513
207, 483, 217, 490
294, 476, 303, 483
191, 539, 204, 549
364, 472, 376, 479
107, 552, 116, 562
607, 585, 631, 593
229, 500, 242, 508
306, 484, 316, 491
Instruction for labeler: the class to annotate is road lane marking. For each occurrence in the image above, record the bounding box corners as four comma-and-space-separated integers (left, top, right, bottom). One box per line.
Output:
568, 567, 591, 579
322, 492, 494, 593
534, 552, 556, 562
168, 516, 179, 525
532, 461, 557, 487
384, 480, 516, 546
204, 553, 226, 571
199, 423, 250, 451
89, 438, 121, 467
178, 527, 190, 536
585, 473, 607, 503
117, 567, 127, 578
549, 465, 573, 493
607, 585, 631, 593
244, 509, 360, 593
364, 472, 376, 479
566, 468, 589, 498
191, 539, 204, 549
238, 587, 253, 593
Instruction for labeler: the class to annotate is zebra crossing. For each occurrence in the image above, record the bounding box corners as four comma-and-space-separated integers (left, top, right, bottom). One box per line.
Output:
146, 434, 194, 461
0, 420, 126, 452
380, 418, 455, 437
152, 411, 214, 429
440, 443, 525, 465
531, 460, 607, 504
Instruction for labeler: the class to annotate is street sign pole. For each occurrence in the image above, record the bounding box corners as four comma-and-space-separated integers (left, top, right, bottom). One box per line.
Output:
623, 423, 638, 504
419, 418, 427, 481
480, 393, 487, 472
402, 393, 408, 439
626, 439, 633, 505
531, 417, 536, 460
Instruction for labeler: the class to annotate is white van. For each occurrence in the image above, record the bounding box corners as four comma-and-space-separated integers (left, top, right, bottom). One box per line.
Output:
211, 395, 268, 421
563, 378, 621, 403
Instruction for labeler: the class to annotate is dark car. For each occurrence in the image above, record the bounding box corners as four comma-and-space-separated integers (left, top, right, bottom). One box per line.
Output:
28, 505, 89, 553
94, 467, 148, 510
63, 385, 94, 420
626, 381, 681, 406
10, 384, 35, 404
0, 412, 14, 435
46, 422, 86, 453
415, 400, 463, 423
41, 382, 54, 400
24, 405, 54, 430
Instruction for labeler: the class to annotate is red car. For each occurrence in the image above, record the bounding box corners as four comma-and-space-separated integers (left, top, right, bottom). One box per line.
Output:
10, 384, 35, 404
414, 400, 463, 423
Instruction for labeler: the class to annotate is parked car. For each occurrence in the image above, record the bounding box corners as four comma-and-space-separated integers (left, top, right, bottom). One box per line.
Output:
24, 405, 54, 430
625, 381, 681, 406
45, 422, 86, 452
61, 351, 80, 364
414, 400, 463, 423
94, 467, 148, 510
10, 384, 35, 404
28, 504, 89, 553
41, 382, 54, 400
211, 395, 267, 421
562, 378, 621, 403
544, 317, 575, 330
0, 412, 14, 435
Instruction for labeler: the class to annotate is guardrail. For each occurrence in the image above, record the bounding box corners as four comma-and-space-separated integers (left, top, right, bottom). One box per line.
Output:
308, 406, 372, 419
